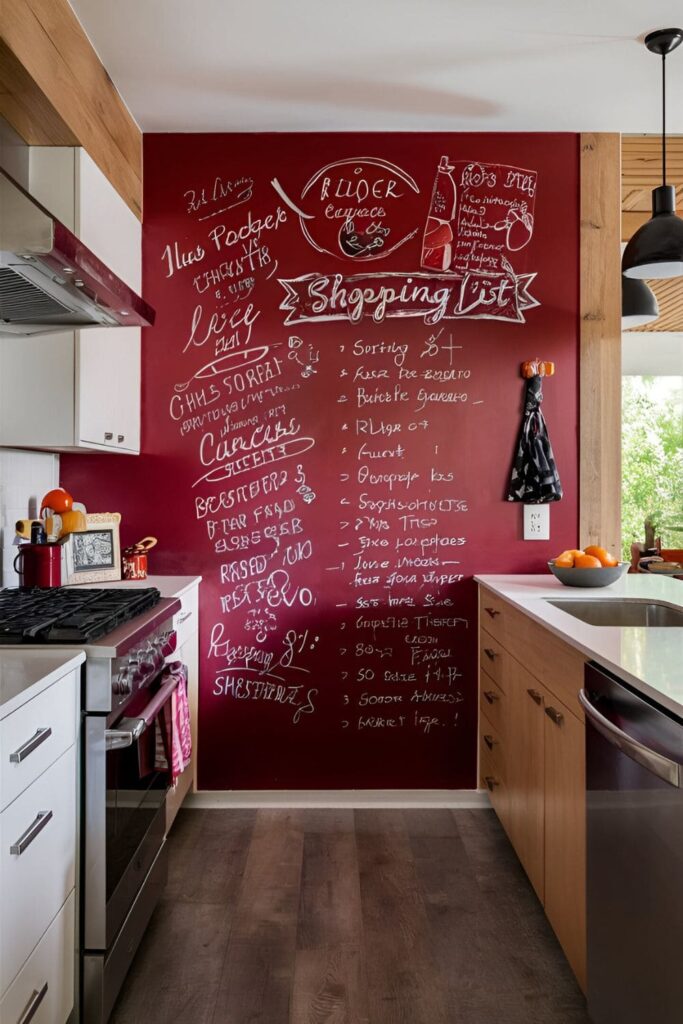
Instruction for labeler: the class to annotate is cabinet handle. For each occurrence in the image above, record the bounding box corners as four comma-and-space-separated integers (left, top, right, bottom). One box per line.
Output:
484, 775, 499, 791
9, 726, 52, 763
527, 689, 543, 706
483, 647, 497, 661
483, 734, 496, 750
544, 706, 564, 726
483, 690, 499, 705
118, 434, 125, 443
17, 981, 48, 1024
484, 606, 501, 619
177, 611, 193, 624
10, 810, 53, 855
104, 431, 113, 441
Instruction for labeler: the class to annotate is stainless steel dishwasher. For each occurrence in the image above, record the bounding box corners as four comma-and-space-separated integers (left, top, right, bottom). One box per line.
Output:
580, 663, 683, 1024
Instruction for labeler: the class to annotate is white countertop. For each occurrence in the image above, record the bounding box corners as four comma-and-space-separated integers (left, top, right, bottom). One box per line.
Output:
0, 650, 85, 719
475, 574, 683, 716
72, 575, 202, 599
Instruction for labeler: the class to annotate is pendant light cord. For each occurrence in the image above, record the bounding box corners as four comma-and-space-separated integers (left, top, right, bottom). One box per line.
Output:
662, 52, 667, 186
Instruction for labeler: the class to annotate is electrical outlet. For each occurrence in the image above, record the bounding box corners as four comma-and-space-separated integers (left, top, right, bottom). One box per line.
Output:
524, 504, 550, 540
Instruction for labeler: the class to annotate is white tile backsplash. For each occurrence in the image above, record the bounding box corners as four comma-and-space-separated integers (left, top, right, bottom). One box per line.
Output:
0, 449, 59, 587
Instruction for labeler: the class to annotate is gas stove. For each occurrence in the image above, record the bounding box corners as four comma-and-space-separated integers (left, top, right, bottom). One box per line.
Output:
0, 584, 184, 1022
0, 586, 161, 644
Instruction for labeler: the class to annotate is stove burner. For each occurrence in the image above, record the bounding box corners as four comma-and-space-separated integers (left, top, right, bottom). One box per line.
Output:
0, 587, 161, 644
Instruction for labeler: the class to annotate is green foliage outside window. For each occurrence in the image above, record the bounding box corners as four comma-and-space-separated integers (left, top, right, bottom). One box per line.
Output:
621, 376, 683, 562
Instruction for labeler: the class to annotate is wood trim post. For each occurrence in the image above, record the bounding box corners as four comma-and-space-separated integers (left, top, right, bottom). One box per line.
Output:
579, 133, 622, 554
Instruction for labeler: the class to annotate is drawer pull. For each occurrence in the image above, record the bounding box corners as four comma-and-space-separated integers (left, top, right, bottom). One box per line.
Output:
10, 810, 53, 856
527, 689, 543, 706
17, 982, 48, 1024
483, 648, 497, 661
484, 775, 499, 791
484, 606, 501, 619
483, 690, 499, 705
9, 726, 52, 763
545, 706, 564, 726
104, 431, 113, 441
483, 734, 496, 750
118, 434, 125, 443
176, 610, 193, 624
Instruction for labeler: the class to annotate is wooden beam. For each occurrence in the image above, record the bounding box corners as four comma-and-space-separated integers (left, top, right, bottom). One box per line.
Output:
579, 133, 622, 556
0, 0, 141, 218
0, 39, 78, 145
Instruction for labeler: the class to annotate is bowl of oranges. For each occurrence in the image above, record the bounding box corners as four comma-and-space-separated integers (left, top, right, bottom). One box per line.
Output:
548, 546, 629, 588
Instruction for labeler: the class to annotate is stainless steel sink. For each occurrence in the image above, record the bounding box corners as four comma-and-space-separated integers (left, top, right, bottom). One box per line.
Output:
546, 599, 683, 627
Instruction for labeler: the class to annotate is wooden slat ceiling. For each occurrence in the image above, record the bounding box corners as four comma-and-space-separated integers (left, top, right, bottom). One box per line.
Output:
622, 134, 683, 332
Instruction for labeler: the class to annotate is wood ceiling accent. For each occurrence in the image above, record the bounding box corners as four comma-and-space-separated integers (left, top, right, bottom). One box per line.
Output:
0, 0, 142, 218
622, 134, 683, 332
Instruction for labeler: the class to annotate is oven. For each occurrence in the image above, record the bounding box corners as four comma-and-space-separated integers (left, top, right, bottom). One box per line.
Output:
81, 618, 180, 1023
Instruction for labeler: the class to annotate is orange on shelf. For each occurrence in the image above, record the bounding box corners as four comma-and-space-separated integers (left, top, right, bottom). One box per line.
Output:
574, 553, 602, 569
584, 545, 619, 567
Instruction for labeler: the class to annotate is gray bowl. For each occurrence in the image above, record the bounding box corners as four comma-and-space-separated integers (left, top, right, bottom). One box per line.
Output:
548, 561, 630, 588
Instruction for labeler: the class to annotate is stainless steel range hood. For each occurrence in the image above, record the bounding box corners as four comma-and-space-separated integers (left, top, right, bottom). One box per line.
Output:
0, 169, 155, 335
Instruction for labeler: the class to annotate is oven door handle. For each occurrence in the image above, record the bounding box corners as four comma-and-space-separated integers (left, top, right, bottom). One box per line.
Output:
105, 672, 182, 751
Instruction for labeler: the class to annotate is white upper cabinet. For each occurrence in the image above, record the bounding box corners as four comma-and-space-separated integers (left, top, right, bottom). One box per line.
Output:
0, 148, 143, 455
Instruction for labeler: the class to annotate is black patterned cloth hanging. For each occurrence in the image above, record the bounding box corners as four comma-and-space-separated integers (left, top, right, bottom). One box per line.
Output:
506, 374, 563, 503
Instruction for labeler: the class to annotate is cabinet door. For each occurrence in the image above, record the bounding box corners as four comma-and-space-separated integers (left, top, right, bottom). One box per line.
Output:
543, 698, 586, 991
114, 328, 141, 452
506, 658, 545, 902
77, 329, 140, 452
75, 150, 141, 291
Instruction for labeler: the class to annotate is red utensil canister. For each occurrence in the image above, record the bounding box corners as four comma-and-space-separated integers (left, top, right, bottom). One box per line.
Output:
122, 552, 148, 580
122, 536, 157, 580
14, 543, 62, 587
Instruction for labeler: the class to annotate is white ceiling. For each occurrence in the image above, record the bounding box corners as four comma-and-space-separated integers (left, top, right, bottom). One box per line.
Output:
70, 0, 683, 133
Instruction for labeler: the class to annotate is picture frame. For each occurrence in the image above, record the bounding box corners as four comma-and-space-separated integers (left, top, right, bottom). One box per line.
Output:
62, 512, 122, 585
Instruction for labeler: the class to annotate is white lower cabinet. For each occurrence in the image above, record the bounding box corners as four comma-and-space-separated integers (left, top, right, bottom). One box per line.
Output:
0, 891, 75, 1024
0, 744, 77, 993
0, 654, 80, 1024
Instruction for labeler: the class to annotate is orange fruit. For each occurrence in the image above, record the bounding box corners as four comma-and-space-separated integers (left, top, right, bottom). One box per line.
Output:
553, 551, 575, 568
584, 545, 618, 567
574, 554, 602, 569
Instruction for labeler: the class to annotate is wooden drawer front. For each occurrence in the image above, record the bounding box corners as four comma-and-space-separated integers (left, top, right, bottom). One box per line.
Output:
479, 719, 510, 830
0, 746, 76, 992
172, 585, 199, 651
479, 672, 506, 737
479, 709, 506, 779
1, 670, 78, 812
504, 610, 585, 719
479, 628, 506, 691
479, 588, 508, 643
0, 890, 74, 1020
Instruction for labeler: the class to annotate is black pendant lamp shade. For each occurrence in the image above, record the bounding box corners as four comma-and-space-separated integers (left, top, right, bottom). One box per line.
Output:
622, 274, 659, 329
622, 28, 683, 280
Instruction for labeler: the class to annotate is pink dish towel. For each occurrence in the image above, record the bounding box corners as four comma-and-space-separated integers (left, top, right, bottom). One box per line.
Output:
155, 661, 192, 784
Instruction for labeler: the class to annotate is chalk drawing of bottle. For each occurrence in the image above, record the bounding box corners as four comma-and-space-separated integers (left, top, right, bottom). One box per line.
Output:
421, 155, 457, 272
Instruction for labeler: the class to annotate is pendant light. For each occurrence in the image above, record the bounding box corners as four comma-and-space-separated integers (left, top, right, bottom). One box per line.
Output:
623, 28, 683, 279
622, 274, 659, 328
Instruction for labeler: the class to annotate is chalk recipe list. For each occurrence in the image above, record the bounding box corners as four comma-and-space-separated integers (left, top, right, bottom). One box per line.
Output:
158, 146, 543, 789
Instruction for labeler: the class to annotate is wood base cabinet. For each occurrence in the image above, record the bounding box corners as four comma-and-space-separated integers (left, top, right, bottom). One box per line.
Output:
478, 586, 587, 992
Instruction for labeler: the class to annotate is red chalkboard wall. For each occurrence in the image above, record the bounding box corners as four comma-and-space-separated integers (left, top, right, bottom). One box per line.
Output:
62, 132, 579, 790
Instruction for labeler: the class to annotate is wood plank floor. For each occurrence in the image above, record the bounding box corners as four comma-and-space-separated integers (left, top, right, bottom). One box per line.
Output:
110, 808, 590, 1024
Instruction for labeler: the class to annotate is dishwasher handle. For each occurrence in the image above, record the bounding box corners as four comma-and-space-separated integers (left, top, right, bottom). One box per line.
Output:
579, 688, 682, 789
